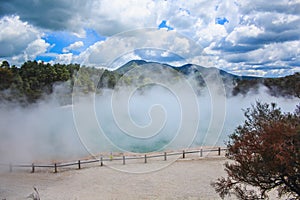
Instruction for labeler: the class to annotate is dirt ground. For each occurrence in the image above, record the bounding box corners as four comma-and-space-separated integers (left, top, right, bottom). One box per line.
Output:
0, 156, 233, 200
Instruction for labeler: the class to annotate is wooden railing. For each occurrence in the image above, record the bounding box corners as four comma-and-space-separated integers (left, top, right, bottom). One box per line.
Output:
0, 147, 227, 173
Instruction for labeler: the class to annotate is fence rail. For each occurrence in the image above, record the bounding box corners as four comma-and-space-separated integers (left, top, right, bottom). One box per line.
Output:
0, 147, 227, 173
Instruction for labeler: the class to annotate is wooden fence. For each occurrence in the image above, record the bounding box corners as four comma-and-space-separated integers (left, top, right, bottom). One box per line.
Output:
0, 147, 227, 173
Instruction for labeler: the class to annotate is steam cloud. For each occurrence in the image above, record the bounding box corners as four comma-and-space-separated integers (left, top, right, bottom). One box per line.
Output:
0, 65, 299, 164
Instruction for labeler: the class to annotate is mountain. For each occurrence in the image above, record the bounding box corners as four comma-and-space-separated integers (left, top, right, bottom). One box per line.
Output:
115, 60, 173, 74
113, 59, 259, 84
104, 60, 299, 98
116, 60, 258, 80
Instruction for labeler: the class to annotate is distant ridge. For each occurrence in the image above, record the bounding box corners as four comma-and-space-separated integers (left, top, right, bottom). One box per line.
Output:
116, 59, 259, 80
111, 60, 299, 98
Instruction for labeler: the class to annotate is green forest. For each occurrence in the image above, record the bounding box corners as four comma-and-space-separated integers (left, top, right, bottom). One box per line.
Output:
0, 60, 299, 105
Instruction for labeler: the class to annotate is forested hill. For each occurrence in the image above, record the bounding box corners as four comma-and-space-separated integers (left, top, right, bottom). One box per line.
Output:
0, 60, 299, 105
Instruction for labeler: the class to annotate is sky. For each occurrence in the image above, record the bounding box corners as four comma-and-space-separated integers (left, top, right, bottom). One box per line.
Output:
0, 0, 300, 77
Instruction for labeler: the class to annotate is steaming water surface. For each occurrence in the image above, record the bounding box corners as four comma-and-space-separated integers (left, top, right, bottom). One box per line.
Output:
0, 86, 298, 163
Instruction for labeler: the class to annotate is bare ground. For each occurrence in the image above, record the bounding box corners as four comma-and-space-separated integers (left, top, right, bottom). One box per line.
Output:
0, 156, 232, 200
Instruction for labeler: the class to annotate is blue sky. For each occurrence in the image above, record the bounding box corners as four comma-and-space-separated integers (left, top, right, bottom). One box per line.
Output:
36, 29, 105, 62
0, 0, 300, 77
158, 20, 174, 30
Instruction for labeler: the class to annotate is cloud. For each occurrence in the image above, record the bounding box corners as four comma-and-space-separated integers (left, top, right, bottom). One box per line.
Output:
226, 25, 264, 46
0, 0, 158, 36
0, 15, 43, 57
224, 40, 300, 65
87, 0, 157, 36
238, 0, 300, 15
0, 16, 50, 65
62, 41, 84, 53
108, 52, 142, 69
0, 0, 300, 76
22, 38, 50, 61
76, 29, 203, 68
54, 53, 74, 64
221, 1, 300, 49
0, 0, 86, 33
215, 39, 300, 77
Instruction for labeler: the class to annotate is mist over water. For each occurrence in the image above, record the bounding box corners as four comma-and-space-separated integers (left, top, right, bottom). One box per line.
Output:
0, 69, 299, 163
0, 102, 86, 163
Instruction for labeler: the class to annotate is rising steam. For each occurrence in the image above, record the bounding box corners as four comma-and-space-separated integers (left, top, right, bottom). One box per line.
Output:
0, 63, 298, 164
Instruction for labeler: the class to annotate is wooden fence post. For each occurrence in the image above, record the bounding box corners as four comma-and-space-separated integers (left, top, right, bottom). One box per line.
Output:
100, 156, 103, 166
31, 163, 35, 173
144, 155, 147, 163
54, 163, 57, 173
123, 156, 125, 165
164, 152, 167, 161
183, 150, 185, 159
200, 148, 203, 157
218, 147, 221, 156
9, 163, 12, 173
78, 160, 81, 169
110, 152, 113, 161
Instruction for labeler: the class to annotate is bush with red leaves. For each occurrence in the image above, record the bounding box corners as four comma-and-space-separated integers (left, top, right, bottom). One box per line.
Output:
212, 102, 300, 199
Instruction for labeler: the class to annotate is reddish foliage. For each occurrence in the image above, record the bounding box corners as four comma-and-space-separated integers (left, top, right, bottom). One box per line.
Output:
212, 102, 300, 199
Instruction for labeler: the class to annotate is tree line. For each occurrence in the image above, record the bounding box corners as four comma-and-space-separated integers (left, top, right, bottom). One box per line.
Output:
232, 73, 300, 98
0, 60, 299, 105
0, 60, 79, 104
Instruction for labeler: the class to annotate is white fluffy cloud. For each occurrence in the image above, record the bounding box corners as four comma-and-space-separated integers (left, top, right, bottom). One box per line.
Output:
62, 41, 84, 53
22, 39, 50, 61
0, 16, 50, 65
54, 53, 74, 64
76, 29, 203, 68
87, 0, 157, 36
225, 25, 264, 45
0, 16, 42, 56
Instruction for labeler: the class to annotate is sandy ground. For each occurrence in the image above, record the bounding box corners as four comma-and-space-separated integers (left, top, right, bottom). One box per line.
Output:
0, 155, 233, 200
